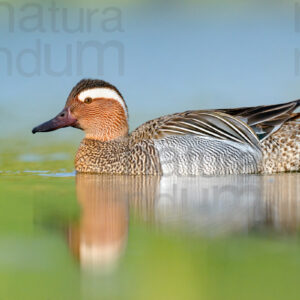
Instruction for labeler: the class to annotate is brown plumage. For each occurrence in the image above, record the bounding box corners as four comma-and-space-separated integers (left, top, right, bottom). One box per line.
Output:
32, 79, 300, 175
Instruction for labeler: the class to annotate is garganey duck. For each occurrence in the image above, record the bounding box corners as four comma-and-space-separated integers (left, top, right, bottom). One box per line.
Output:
32, 79, 300, 175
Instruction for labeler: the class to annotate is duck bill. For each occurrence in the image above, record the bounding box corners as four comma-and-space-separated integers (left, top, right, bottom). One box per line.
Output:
32, 108, 77, 134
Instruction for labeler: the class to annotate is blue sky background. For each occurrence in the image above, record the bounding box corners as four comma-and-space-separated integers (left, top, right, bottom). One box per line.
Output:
0, 0, 299, 142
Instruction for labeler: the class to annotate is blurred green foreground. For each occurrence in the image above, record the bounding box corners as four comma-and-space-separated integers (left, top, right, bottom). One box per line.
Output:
0, 140, 300, 300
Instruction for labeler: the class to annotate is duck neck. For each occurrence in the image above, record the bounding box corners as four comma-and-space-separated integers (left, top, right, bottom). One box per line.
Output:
85, 124, 129, 142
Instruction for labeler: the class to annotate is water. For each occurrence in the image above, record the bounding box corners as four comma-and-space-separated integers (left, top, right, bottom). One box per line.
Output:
0, 153, 300, 300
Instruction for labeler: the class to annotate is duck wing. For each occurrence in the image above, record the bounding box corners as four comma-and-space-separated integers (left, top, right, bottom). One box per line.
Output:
217, 99, 300, 141
131, 100, 299, 146
132, 110, 260, 149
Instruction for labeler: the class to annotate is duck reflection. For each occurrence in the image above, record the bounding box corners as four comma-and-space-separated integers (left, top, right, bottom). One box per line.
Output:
69, 173, 299, 269
68, 174, 128, 271
263, 174, 300, 232
68, 174, 160, 270
154, 174, 299, 235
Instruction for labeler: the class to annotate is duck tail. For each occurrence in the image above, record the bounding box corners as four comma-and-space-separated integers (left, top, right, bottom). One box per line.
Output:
276, 99, 300, 121
293, 99, 300, 119
290, 112, 300, 121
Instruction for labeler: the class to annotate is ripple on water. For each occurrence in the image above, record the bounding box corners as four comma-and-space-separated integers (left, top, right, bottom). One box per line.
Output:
18, 153, 70, 162
0, 170, 75, 177
24, 170, 75, 177
38, 171, 76, 177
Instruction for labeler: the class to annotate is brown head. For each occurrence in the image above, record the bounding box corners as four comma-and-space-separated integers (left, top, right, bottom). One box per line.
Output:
32, 79, 129, 141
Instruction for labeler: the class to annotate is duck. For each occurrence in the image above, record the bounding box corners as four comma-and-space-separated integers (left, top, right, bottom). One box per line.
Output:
32, 79, 300, 175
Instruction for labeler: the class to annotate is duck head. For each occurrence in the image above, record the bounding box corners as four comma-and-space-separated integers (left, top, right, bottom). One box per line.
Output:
32, 79, 129, 141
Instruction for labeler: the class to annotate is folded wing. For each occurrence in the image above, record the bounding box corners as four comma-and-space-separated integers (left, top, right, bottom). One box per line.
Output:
132, 99, 300, 145
217, 99, 300, 141
132, 110, 261, 150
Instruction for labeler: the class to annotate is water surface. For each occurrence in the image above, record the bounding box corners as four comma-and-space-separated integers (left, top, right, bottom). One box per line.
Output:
0, 160, 299, 299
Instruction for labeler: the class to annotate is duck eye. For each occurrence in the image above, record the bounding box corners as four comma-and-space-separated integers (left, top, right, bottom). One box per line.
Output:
84, 97, 92, 104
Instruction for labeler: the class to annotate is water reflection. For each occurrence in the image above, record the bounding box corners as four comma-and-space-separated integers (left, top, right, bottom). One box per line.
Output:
68, 175, 129, 271
155, 174, 299, 235
70, 173, 299, 269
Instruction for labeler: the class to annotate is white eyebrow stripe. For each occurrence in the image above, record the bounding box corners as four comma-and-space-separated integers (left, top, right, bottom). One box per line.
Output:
78, 88, 128, 118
